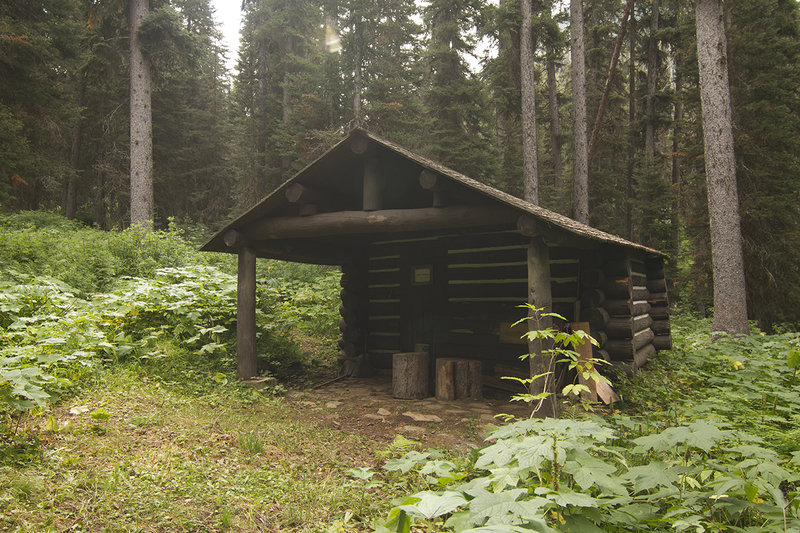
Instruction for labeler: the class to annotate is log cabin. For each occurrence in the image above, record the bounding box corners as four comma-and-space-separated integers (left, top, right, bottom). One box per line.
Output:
201, 129, 671, 393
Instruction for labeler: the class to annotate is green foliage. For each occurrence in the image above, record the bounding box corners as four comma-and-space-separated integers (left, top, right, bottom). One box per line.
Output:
0, 216, 341, 414
378, 318, 800, 531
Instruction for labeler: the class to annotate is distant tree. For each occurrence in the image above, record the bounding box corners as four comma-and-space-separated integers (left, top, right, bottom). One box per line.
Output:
695, 0, 748, 334
520, 0, 539, 204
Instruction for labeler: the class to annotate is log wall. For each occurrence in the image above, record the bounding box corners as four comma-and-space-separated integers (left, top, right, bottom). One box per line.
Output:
578, 250, 671, 374
361, 231, 583, 373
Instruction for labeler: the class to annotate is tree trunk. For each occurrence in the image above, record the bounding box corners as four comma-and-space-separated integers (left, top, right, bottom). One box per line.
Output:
695, 0, 749, 334
645, 0, 660, 160
129, 0, 154, 228
353, 16, 363, 125
528, 238, 557, 418
625, 12, 636, 239
570, 0, 589, 224
545, 44, 563, 196
521, 0, 539, 204
587, 0, 633, 167
281, 32, 293, 173
671, 54, 683, 273
64, 76, 86, 220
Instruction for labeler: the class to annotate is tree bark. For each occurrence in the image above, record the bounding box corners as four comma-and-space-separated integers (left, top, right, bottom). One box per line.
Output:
545, 44, 563, 196
695, 0, 749, 334
353, 15, 363, 125
570, 0, 589, 224
521, 0, 539, 204
645, 0, 660, 160
671, 54, 683, 272
129, 0, 154, 228
626, 12, 636, 239
64, 75, 86, 220
237, 246, 258, 380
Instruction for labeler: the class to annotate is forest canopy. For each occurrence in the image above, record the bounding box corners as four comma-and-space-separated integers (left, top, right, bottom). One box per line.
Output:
1, 0, 799, 329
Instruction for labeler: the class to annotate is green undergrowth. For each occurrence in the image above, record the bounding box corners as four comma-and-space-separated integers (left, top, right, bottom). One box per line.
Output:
375, 318, 800, 532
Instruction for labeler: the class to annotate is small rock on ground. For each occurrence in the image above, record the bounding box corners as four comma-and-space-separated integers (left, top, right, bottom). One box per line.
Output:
402, 412, 442, 423
377, 408, 392, 416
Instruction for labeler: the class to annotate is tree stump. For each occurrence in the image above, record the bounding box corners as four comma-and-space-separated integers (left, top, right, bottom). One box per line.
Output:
392, 352, 429, 399
435, 358, 482, 400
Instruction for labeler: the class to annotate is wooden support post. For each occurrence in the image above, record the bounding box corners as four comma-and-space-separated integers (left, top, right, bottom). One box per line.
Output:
237, 246, 258, 380
528, 237, 557, 418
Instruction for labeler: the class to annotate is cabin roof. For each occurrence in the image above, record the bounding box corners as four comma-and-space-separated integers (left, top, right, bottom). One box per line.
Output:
200, 128, 665, 261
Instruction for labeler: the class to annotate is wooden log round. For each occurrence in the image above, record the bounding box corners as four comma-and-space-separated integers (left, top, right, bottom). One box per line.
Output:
631, 272, 648, 286
595, 330, 608, 348
646, 278, 667, 293
631, 301, 651, 316
653, 335, 673, 351
633, 343, 656, 369
581, 289, 606, 308
393, 352, 430, 399
652, 320, 671, 335
587, 307, 610, 331
592, 346, 611, 362
633, 328, 655, 350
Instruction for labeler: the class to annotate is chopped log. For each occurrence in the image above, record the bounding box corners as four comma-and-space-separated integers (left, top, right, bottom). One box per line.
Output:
393, 352, 430, 399
652, 319, 670, 335
604, 278, 632, 299
349, 134, 372, 155
436, 358, 482, 400
435, 358, 455, 400
650, 306, 670, 319
247, 206, 518, 240
646, 278, 667, 293
630, 272, 648, 286
285, 183, 337, 206
653, 335, 673, 351
604, 299, 651, 316
236, 246, 258, 380
581, 288, 606, 308
587, 307, 610, 331
516, 215, 539, 237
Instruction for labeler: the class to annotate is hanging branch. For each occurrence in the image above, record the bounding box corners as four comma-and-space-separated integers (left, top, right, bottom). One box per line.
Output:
587, 0, 635, 167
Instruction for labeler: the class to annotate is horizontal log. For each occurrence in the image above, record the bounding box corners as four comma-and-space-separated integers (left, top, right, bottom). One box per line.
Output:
647, 292, 669, 306
653, 335, 673, 351
631, 272, 648, 286
447, 264, 527, 281
447, 247, 526, 265
603, 278, 631, 299
646, 278, 667, 293
587, 307, 610, 330
592, 346, 611, 362
631, 287, 649, 300
581, 289, 605, 308
248, 206, 517, 241
447, 282, 527, 299
551, 280, 579, 299
650, 306, 670, 320
652, 320, 670, 335
647, 267, 666, 280
367, 269, 402, 285
367, 301, 400, 316
368, 316, 401, 331
368, 285, 402, 300
549, 247, 582, 261
367, 334, 402, 351
606, 315, 653, 339
595, 330, 608, 348
551, 262, 580, 278
605, 328, 655, 359
633, 343, 655, 369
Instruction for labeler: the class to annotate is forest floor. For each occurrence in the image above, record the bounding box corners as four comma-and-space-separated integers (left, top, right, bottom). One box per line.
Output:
0, 364, 529, 532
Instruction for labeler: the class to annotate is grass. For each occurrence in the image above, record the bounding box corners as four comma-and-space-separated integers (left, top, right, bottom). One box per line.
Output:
0, 365, 397, 532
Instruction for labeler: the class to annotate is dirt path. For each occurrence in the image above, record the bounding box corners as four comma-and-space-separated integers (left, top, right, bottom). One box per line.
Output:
285, 374, 531, 452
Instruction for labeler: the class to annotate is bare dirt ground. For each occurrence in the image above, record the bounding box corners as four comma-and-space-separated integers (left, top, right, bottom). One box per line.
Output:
285, 370, 532, 452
